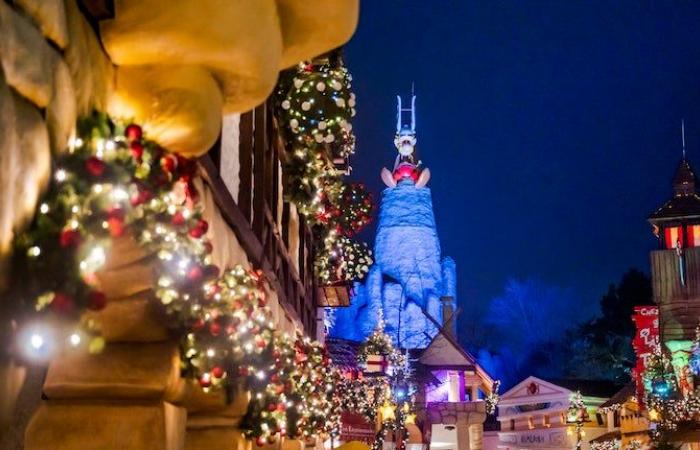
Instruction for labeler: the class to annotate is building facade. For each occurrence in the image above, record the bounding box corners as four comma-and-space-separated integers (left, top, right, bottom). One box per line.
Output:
497, 377, 615, 450
0, 1, 360, 449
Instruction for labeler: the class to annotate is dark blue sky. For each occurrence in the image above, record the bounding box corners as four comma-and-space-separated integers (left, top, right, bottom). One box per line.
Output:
344, 1, 700, 331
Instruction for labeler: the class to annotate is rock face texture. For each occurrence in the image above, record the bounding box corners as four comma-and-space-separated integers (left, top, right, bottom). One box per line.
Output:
331, 181, 456, 348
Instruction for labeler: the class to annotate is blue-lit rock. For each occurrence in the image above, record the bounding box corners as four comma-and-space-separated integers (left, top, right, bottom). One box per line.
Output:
330, 180, 456, 348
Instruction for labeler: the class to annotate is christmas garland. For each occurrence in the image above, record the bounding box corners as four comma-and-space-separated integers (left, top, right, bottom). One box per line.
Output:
485, 380, 501, 415
315, 230, 372, 285
318, 181, 373, 236
356, 319, 407, 369
12, 112, 341, 444
278, 60, 356, 160
274, 54, 374, 286
591, 440, 621, 450
339, 376, 391, 420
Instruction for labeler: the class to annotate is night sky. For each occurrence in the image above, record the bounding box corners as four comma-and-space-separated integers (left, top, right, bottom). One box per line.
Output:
344, 1, 700, 336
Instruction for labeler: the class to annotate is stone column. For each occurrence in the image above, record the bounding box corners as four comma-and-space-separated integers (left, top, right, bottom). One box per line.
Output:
468, 424, 483, 450
456, 418, 471, 450
184, 381, 251, 450
24, 236, 187, 450
470, 385, 479, 401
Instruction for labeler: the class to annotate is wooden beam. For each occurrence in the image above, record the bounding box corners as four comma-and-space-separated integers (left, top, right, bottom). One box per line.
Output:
238, 112, 253, 221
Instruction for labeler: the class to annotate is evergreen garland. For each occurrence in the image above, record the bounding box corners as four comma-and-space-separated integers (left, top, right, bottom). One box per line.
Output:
11, 112, 343, 444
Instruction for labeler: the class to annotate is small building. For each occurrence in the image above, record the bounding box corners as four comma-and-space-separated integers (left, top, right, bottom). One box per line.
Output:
327, 322, 494, 450
496, 377, 620, 450
593, 382, 650, 450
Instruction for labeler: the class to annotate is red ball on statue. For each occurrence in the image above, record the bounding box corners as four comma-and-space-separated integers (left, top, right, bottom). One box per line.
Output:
125, 124, 143, 142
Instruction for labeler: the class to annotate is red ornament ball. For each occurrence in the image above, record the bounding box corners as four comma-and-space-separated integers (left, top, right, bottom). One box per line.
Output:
198, 373, 212, 388
171, 212, 186, 226
87, 291, 108, 310
85, 157, 106, 177
125, 124, 143, 142
59, 228, 81, 248
160, 155, 178, 173
209, 322, 221, 336
192, 318, 205, 331
187, 266, 204, 282
211, 366, 225, 378
50, 292, 75, 314
129, 141, 144, 160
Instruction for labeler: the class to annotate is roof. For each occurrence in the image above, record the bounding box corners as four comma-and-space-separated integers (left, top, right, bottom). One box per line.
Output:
649, 158, 700, 221
543, 378, 623, 399
326, 337, 361, 370
590, 430, 621, 443
598, 382, 636, 409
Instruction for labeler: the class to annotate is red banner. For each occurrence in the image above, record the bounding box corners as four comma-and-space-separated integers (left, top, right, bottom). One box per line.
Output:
340, 412, 375, 444
631, 306, 659, 406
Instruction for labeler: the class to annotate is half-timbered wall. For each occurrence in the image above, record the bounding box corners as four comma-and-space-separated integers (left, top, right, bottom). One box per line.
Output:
201, 101, 318, 335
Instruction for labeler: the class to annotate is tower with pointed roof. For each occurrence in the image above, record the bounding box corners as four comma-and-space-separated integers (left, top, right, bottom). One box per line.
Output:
329, 94, 456, 348
648, 151, 700, 377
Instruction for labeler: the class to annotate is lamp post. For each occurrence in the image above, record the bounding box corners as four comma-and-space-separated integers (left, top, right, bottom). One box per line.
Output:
567, 391, 590, 450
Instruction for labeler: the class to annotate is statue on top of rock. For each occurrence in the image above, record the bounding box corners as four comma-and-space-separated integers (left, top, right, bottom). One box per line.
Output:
329, 93, 457, 349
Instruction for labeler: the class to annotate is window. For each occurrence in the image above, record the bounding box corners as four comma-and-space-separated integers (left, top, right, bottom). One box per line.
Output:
665, 226, 683, 249
543, 415, 550, 428
688, 225, 700, 247
510, 419, 515, 431
528, 417, 535, 429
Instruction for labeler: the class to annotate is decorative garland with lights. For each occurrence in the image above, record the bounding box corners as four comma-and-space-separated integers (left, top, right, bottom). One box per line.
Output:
591, 439, 622, 450
278, 59, 356, 160
12, 112, 202, 354
11, 112, 341, 444
638, 340, 700, 450
274, 55, 374, 287
356, 318, 407, 370
319, 181, 373, 236
485, 380, 501, 415
336, 375, 392, 423
315, 230, 372, 285
568, 391, 587, 450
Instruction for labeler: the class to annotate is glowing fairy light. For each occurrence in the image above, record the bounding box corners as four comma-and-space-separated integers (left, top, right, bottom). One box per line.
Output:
111, 186, 129, 201
69, 333, 81, 347
55, 169, 67, 182
30, 334, 44, 350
